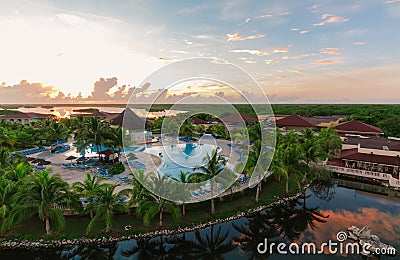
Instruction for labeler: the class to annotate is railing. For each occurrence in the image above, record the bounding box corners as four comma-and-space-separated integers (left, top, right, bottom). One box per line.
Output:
327, 165, 400, 189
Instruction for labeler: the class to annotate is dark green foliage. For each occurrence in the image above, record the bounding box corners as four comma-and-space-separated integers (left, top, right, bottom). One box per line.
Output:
108, 164, 125, 175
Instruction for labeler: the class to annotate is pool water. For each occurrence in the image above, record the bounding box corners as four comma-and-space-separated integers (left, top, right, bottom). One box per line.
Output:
143, 143, 220, 179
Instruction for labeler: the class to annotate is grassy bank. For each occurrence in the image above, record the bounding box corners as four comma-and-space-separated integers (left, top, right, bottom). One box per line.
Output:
2, 176, 311, 241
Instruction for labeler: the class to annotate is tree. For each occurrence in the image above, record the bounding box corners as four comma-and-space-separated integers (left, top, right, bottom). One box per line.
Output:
318, 127, 342, 159
196, 124, 206, 135
136, 175, 180, 227
0, 127, 16, 148
179, 119, 195, 139
3, 170, 70, 235
190, 149, 232, 215
270, 143, 308, 194
86, 183, 127, 233
73, 173, 106, 219
172, 171, 191, 216
301, 139, 323, 183
76, 117, 110, 161
46, 120, 70, 144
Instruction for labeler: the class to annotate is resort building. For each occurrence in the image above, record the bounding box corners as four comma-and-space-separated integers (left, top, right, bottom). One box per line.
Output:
334, 120, 384, 135
275, 114, 318, 131
0, 112, 56, 125
110, 108, 153, 144
69, 111, 120, 122
305, 115, 346, 128
219, 113, 258, 126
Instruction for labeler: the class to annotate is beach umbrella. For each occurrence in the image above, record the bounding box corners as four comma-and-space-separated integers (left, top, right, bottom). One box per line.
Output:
65, 155, 77, 164
38, 161, 51, 166
31, 158, 41, 164
77, 157, 88, 163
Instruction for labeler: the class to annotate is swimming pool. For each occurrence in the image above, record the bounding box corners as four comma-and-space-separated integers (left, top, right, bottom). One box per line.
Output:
143, 143, 220, 179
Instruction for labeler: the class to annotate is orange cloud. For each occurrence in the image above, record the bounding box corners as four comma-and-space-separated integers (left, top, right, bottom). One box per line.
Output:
353, 41, 367, 45
226, 32, 265, 42
314, 14, 349, 26
275, 69, 303, 74
273, 47, 289, 53
229, 49, 269, 56
282, 53, 318, 59
265, 58, 279, 64
320, 48, 342, 55
315, 59, 337, 65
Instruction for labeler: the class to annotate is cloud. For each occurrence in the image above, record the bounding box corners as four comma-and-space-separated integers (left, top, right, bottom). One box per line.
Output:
282, 53, 318, 59
291, 28, 300, 31
320, 47, 342, 55
229, 49, 269, 56
265, 58, 279, 64
0, 80, 59, 103
386, 0, 400, 3
353, 41, 367, 45
314, 13, 349, 26
255, 11, 290, 19
272, 47, 289, 53
226, 32, 265, 42
300, 30, 309, 34
275, 69, 303, 74
314, 60, 337, 65
244, 18, 251, 23
239, 57, 256, 64
90, 77, 118, 100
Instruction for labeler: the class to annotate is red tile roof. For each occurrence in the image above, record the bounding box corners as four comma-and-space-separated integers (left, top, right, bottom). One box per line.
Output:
275, 114, 318, 127
190, 117, 208, 125
340, 149, 400, 166
0, 112, 53, 119
334, 120, 383, 135
219, 113, 258, 124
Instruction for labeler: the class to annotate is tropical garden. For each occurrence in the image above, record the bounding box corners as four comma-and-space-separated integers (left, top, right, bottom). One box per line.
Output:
0, 113, 342, 240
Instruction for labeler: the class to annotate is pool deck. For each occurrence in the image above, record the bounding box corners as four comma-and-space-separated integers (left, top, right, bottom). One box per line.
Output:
31, 137, 241, 195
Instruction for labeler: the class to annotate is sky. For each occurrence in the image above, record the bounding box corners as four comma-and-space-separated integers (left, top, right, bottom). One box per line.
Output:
1, 0, 400, 104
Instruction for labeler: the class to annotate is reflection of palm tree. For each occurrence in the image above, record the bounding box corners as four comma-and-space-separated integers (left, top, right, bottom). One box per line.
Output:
191, 225, 236, 259
60, 245, 109, 260
233, 211, 279, 259
293, 194, 329, 234
310, 180, 336, 203
121, 236, 170, 259
165, 233, 198, 259
269, 199, 303, 240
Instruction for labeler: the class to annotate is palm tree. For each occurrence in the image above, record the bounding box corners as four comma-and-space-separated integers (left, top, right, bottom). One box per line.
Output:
0, 175, 16, 221
127, 169, 149, 207
86, 183, 127, 234
46, 120, 70, 145
73, 173, 106, 219
172, 171, 190, 216
318, 127, 342, 159
76, 117, 110, 161
0, 127, 16, 148
270, 143, 308, 194
136, 175, 181, 227
190, 149, 232, 215
301, 139, 323, 183
2, 170, 70, 235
